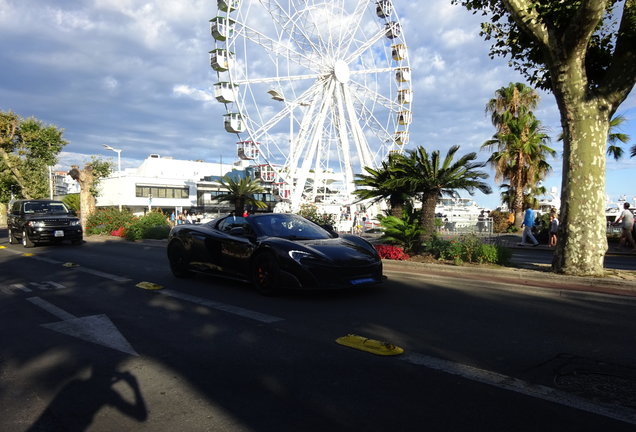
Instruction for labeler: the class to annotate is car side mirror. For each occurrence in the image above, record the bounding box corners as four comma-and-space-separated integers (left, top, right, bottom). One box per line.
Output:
69, 210, 77, 216
321, 224, 339, 238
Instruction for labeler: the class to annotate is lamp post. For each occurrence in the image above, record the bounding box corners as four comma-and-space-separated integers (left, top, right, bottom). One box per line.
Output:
103, 144, 122, 211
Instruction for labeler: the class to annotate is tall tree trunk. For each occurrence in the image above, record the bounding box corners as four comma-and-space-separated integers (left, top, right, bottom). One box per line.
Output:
512, 163, 525, 228
389, 197, 403, 218
552, 95, 608, 276
68, 165, 95, 230
419, 193, 438, 243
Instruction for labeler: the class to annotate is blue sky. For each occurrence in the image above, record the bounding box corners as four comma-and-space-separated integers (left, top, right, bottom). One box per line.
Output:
1, 0, 634, 210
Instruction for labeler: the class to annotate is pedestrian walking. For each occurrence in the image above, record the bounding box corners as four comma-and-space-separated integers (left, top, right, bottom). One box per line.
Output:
519, 205, 539, 247
613, 202, 635, 251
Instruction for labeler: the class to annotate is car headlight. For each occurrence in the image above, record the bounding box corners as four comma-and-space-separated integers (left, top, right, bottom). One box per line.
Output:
288, 250, 315, 263
28, 221, 45, 228
69, 220, 81, 226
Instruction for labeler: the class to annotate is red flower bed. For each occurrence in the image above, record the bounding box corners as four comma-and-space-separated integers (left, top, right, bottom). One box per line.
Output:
110, 226, 126, 237
374, 244, 410, 261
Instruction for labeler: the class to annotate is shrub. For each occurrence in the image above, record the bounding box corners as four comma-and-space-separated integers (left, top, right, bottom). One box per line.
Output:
125, 211, 170, 241
378, 215, 423, 254
86, 208, 135, 235
490, 209, 513, 233
426, 234, 510, 265
374, 244, 410, 261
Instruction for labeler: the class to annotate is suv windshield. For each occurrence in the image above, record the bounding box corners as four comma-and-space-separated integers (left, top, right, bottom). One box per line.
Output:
23, 201, 70, 215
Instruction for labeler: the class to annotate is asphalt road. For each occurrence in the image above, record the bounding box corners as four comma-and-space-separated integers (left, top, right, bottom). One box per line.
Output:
1, 234, 636, 431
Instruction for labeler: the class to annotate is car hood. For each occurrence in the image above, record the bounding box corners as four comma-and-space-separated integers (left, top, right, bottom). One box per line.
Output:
288, 237, 378, 265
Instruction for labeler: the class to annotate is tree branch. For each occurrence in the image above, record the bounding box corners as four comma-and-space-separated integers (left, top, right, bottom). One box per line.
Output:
599, 0, 636, 112
501, 0, 550, 50
0, 148, 31, 199
561, 0, 608, 55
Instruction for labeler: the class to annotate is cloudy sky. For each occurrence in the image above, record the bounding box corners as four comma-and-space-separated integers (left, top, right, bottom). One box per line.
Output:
1, 0, 634, 209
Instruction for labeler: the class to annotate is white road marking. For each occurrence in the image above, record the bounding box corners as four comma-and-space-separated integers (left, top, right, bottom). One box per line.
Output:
159, 289, 284, 324
1, 283, 32, 295
402, 351, 636, 425
0, 247, 131, 282
26, 296, 138, 356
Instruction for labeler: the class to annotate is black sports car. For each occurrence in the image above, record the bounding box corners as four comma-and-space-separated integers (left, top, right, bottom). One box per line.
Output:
166, 213, 384, 295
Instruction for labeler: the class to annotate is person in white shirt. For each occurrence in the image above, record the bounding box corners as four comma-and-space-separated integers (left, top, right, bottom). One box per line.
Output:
614, 202, 635, 251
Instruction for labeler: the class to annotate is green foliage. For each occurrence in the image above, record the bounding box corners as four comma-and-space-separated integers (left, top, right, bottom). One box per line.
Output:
87, 157, 113, 198
62, 193, 80, 212
388, 145, 492, 242
427, 234, 511, 266
452, 1, 629, 91
85, 208, 135, 235
212, 174, 267, 214
489, 209, 512, 233
378, 214, 423, 254
354, 153, 412, 218
295, 203, 337, 226
0, 111, 68, 201
125, 211, 170, 241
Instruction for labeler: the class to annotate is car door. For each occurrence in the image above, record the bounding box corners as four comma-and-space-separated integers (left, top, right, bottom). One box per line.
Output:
8, 201, 25, 235
217, 217, 256, 276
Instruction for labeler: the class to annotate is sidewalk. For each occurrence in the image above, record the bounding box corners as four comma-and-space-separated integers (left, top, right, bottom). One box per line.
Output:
382, 257, 636, 300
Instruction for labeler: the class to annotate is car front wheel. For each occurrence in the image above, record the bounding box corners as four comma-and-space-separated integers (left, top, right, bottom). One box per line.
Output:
22, 229, 35, 248
167, 239, 192, 278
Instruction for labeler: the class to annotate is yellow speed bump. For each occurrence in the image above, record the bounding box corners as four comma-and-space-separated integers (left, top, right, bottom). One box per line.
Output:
23, 253, 34, 257
0, 246, 6, 249
63, 262, 79, 267
136, 281, 164, 290
336, 334, 404, 356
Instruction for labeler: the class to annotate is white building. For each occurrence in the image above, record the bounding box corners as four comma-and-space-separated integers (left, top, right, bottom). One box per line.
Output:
96, 154, 254, 216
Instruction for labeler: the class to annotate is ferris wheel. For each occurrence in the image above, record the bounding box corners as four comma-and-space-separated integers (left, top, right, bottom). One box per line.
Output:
210, 0, 412, 211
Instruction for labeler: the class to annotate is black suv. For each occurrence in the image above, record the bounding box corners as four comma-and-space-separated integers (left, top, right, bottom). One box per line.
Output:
8, 199, 83, 248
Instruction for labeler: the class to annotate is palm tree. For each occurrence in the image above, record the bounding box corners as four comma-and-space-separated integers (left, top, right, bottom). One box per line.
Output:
212, 175, 268, 215
390, 145, 492, 244
499, 183, 547, 212
483, 112, 555, 227
606, 115, 630, 160
485, 82, 539, 134
353, 153, 412, 218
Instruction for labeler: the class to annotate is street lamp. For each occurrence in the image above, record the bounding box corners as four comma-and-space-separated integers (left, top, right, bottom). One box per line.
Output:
103, 144, 122, 211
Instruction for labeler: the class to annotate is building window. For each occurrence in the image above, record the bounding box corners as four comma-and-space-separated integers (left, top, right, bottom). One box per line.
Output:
136, 185, 188, 199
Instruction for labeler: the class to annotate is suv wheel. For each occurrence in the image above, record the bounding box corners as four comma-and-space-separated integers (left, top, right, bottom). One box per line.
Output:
22, 230, 35, 248
8, 228, 18, 244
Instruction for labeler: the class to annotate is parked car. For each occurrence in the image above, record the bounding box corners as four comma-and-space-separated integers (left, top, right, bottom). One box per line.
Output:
7, 199, 83, 248
167, 213, 384, 295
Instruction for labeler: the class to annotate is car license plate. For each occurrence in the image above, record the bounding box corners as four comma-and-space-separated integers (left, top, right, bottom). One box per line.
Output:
54, 230, 64, 237
350, 277, 375, 285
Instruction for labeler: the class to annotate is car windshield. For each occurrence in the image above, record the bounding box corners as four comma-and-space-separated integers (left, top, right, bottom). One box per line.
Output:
24, 201, 70, 215
250, 214, 331, 240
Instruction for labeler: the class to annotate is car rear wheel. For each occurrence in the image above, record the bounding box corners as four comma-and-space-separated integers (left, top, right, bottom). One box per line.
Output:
167, 239, 192, 278
8, 228, 18, 244
22, 230, 35, 248
252, 253, 281, 296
